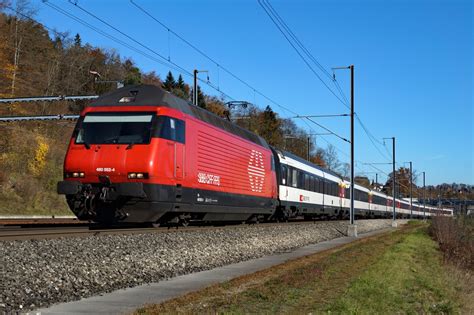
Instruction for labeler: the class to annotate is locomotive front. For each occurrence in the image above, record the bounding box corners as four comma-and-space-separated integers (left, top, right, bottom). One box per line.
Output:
57, 109, 155, 222
57, 85, 186, 224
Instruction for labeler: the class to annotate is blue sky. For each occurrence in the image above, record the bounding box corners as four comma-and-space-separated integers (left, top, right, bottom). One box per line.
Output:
32, 0, 472, 185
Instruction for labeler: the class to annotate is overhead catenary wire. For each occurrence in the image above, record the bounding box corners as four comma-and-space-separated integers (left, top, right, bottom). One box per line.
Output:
9, 1, 339, 145
257, 0, 393, 163
5, 2, 418, 193
64, 0, 357, 148
260, 0, 334, 80
363, 162, 414, 192
298, 118, 372, 176
60, 0, 356, 151
128, 0, 300, 117
65, 0, 234, 99
42, 0, 235, 103
5, 4, 66, 39
303, 117, 350, 143
258, 0, 348, 107
40, 1, 387, 175
40, 2, 182, 73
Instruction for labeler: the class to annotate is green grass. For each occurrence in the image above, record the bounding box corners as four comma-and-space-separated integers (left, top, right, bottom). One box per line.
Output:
138, 225, 465, 314
326, 227, 460, 314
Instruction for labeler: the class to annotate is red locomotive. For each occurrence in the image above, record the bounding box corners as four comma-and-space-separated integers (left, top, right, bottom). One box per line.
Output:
58, 85, 277, 225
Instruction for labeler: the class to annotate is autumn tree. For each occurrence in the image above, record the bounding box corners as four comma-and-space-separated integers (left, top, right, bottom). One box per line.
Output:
310, 148, 326, 168
323, 144, 341, 172
122, 58, 141, 86
383, 167, 418, 197
355, 176, 371, 189
141, 71, 161, 86
205, 95, 228, 118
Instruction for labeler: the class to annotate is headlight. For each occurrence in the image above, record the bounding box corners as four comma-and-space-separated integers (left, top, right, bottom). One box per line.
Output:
128, 172, 148, 179
66, 172, 85, 178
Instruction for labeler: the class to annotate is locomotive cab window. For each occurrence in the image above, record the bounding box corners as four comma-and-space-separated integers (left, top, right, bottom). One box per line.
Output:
155, 116, 185, 143
75, 112, 154, 145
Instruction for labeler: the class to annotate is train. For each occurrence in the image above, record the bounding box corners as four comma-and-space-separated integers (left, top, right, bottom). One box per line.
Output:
57, 84, 453, 225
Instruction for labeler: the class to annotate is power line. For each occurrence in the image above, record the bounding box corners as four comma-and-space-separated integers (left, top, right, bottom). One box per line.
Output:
293, 114, 349, 118
258, 0, 393, 164
41, 2, 179, 72
33, 1, 345, 149
67, 0, 358, 150
303, 117, 350, 143
62, 0, 358, 149
5, 4, 65, 38
258, 0, 348, 106
332, 78, 350, 107
43, 0, 235, 102
261, 0, 333, 80
298, 118, 373, 176
44, 0, 383, 171
363, 162, 413, 192
128, 0, 299, 117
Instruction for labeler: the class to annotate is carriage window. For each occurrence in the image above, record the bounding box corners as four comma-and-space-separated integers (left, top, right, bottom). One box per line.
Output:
281, 165, 288, 185
292, 168, 298, 188
304, 174, 310, 191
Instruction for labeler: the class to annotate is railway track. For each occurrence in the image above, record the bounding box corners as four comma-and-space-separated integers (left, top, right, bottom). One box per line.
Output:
0, 220, 328, 241
0, 225, 196, 241
0, 216, 85, 227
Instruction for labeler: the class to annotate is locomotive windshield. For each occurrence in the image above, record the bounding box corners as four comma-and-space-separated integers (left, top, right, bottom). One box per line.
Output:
75, 112, 154, 145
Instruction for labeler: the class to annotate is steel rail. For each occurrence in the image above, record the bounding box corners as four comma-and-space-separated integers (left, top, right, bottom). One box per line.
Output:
0, 220, 325, 241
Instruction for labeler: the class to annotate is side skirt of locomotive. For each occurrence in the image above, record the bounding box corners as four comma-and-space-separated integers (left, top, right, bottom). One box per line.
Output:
58, 181, 276, 225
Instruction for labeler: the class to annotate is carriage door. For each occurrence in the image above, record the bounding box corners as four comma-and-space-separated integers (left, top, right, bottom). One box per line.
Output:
368, 193, 373, 212
170, 118, 185, 180
161, 116, 185, 181
339, 183, 345, 209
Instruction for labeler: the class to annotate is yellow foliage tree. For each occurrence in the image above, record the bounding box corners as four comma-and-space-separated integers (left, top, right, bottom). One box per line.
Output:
28, 136, 49, 176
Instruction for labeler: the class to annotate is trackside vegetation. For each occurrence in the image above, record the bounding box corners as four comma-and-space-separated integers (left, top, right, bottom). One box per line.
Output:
137, 223, 471, 314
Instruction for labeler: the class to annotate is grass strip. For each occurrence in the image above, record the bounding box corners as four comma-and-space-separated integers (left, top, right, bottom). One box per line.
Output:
137, 223, 464, 314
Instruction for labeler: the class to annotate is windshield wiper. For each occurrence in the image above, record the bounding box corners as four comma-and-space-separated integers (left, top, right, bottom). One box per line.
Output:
126, 141, 135, 150
84, 141, 91, 149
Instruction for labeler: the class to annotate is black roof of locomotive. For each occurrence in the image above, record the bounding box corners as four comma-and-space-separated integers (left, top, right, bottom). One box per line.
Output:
90, 84, 270, 149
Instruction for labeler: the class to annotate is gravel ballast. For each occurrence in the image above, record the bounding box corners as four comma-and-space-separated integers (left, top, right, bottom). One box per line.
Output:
0, 219, 401, 312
